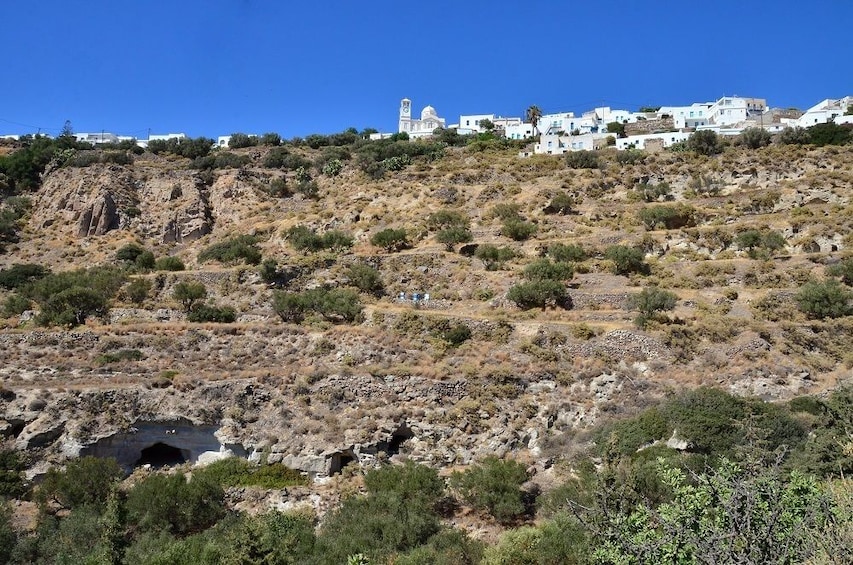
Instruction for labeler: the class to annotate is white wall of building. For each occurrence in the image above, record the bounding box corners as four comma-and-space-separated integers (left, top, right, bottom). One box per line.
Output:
616, 131, 691, 150
506, 123, 533, 139
399, 98, 446, 139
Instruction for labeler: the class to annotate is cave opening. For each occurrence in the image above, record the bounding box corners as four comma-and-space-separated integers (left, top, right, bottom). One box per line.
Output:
387, 425, 414, 456
329, 451, 356, 475
135, 442, 189, 468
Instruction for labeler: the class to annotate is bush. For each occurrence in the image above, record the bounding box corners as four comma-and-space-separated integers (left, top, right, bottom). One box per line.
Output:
227, 133, 257, 148
263, 148, 311, 170
286, 225, 353, 252
450, 457, 528, 524
507, 280, 569, 310
196, 458, 307, 488
187, 304, 236, 323
543, 192, 573, 214
475, 244, 518, 270
808, 122, 852, 146
523, 259, 574, 281
147, 136, 214, 159
198, 235, 262, 265
96, 348, 144, 365
501, 219, 537, 241
616, 148, 646, 165
154, 256, 185, 271
37, 457, 123, 510
687, 130, 724, 155
635, 182, 672, 202
267, 177, 289, 197
565, 150, 600, 169
297, 179, 319, 199
440, 324, 472, 346
190, 152, 251, 170
124, 278, 152, 304
23, 267, 125, 327
427, 209, 469, 230
436, 227, 472, 250
0, 263, 50, 289
736, 229, 786, 257
778, 126, 811, 145
489, 203, 521, 222
346, 263, 384, 296
795, 279, 853, 319
126, 472, 225, 535
115, 243, 146, 263
173, 281, 207, 312
548, 243, 587, 263
827, 257, 853, 285
630, 286, 678, 327
2, 294, 30, 317
604, 245, 647, 275
318, 462, 444, 563
272, 288, 363, 323
371, 228, 409, 252
638, 204, 694, 229
0, 450, 26, 498
740, 127, 772, 149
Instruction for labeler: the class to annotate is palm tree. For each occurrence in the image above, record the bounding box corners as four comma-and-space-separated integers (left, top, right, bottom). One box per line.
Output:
526, 105, 542, 137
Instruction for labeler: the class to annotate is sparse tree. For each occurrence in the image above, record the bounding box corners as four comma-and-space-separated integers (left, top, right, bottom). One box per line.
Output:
526, 105, 542, 137
172, 281, 207, 313
688, 130, 724, 155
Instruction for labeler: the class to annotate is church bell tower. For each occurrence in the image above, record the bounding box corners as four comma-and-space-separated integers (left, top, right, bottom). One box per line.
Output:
399, 98, 412, 133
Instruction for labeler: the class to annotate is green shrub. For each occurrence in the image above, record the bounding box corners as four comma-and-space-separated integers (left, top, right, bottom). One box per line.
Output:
271, 291, 307, 323
2, 294, 30, 317
263, 148, 311, 170
318, 462, 444, 563
638, 204, 695, 229
440, 324, 472, 346
687, 130, 724, 155
37, 457, 123, 510
616, 148, 646, 165
154, 256, 185, 271
796, 279, 853, 319
227, 133, 257, 148
272, 288, 362, 323
346, 263, 384, 296
0, 263, 50, 290
297, 180, 319, 199
604, 245, 647, 275
501, 219, 537, 241
565, 150, 600, 169
267, 177, 289, 197
187, 304, 236, 323
190, 152, 251, 170
543, 192, 573, 215
827, 257, 853, 285
489, 203, 521, 222
126, 472, 225, 535
507, 280, 569, 310
287, 225, 353, 252
778, 126, 811, 145
630, 286, 678, 327
125, 278, 152, 304
523, 259, 574, 281
450, 457, 528, 523
740, 127, 772, 149
548, 243, 587, 263
95, 349, 144, 365
198, 235, 262, 265
427, 209, 469, 230
474, 244, 517, 270
116, 243, 147, 263
197, 458, 307, 488
173, 281, 207, 312
397, 529, 484, 565
436, 227, 472, 250
371, 228, 409, 252
808, 122, 852, 146
635, 182, 672, 202
0, 450, 26, 498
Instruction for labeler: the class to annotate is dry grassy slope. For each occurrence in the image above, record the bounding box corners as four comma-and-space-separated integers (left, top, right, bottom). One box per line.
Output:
1, 142, 852, 475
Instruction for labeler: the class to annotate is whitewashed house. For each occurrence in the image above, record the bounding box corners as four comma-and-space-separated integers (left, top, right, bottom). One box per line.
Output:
505, 122, 534, 140
535, 132, 613, 154
616, 131, 692, 151
457, 114, 522, 134
788, 97, 853, 128
658, 103, 712, 128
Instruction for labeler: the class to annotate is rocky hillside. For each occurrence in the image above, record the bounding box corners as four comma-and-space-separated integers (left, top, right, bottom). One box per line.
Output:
1, 138, 852, 488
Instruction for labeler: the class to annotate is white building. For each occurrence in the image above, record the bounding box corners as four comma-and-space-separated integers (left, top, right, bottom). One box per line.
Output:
788, 96, 853, 128
706, 96, 767, 126
399, 98, 446, 139
658, 103, 712, 128
616, 131, 692, 151
505, 122, 534, 139
535, 132, 613, 154
74, 132, 123, 145
457, 113, 522, 134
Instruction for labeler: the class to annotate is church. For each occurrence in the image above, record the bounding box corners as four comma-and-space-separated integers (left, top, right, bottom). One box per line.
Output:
398, 98, 446, 138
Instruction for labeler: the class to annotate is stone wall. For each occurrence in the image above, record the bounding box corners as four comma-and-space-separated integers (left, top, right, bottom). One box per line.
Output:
624, 117, 675, 136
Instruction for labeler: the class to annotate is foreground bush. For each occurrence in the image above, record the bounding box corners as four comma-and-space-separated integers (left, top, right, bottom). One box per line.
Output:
796, 279, 853, 319
272, 287, 362, 323
126, 472, 225, 535
507, 280, 569, 310
198, 235, 262, 265
451, 457, 528, 524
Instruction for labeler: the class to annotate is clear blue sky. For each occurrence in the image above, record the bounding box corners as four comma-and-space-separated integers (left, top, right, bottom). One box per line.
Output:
1, 0, 851, 139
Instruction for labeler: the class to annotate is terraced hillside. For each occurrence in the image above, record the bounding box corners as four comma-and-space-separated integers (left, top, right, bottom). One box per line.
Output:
0, 137, 851, 480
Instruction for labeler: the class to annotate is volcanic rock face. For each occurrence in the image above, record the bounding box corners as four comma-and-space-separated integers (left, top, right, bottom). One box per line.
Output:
77, 192, 119, 236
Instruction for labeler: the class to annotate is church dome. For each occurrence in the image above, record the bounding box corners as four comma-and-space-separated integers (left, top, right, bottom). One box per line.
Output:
421, 105, 437, 119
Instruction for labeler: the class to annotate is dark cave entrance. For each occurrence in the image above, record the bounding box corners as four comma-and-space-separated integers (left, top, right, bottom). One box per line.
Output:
386, 425, 414, 456
135, 442, 189, 468
329, 451, 356, 475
